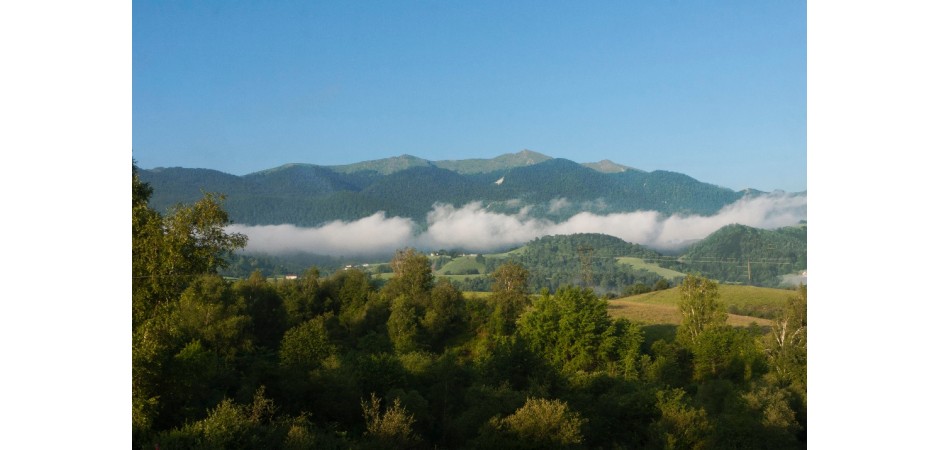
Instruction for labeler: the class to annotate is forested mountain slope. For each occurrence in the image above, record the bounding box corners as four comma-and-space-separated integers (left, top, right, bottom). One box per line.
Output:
139, 152, 758, 226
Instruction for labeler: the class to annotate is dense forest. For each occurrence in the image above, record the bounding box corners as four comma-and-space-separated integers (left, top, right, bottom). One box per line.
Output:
138, 152, 764, 227
133, 166, 807, 449
660, 224, 807, 287
489, 234, 670, 295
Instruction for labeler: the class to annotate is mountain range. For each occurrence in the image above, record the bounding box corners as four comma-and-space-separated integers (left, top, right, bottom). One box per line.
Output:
138, 150, 783, 227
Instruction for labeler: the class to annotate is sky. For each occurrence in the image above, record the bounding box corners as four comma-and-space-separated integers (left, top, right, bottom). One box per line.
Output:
133, 1, 806, 192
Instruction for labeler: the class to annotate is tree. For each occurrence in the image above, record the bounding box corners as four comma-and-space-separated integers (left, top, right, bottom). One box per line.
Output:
488, 262, 530, 335
768, 284, 807, 386
235, 271, 289, 350
361, 393, 419, 448
384, 248, 433, 304
279, 314, 335, 373
388, 295, 420, 353
478, 397, 586, 449
676, 275, 726, 346
132, 163, 247, 326
517, 286, 643, 375
422, 278, 465, 344
649, 388, 712, 450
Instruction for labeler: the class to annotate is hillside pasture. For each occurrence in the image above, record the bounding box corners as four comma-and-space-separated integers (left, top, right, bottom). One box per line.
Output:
619, 284, 798, 320
616, 257, 686, 280
437, 256, 486, 275
607, 299, 772, 329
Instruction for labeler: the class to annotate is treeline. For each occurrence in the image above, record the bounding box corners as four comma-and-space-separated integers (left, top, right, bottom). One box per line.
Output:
138, 157, 754, 227
133, 167, 807, 449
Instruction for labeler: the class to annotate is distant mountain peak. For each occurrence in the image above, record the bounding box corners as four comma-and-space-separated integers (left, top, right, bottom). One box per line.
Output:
515, 149, 551, 163
433, 150, 552, 174
329, 154, 432, 175
582, 159, 632, 173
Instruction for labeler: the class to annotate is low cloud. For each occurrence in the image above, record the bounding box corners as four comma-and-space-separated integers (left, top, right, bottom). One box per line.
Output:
548, 197, 571, 214
227, 212, 416, 256
228, 193, 807, 256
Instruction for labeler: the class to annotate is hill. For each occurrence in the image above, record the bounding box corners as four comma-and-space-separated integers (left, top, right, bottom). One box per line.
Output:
138, 151, 758, 226
660, 223, 807, 287
434, 149, 552, 174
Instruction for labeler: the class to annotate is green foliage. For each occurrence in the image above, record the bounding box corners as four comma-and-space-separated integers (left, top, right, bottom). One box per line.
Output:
477, 397, 586, 449
388, 295, 421, 353
133, 164, 247, 326
423, 279, 465, 345
509, 234, 663, 291
279, 314, 335, 372
676, 275, 727, 346
361, 393, 420, 448
384, 248, 434, 304
487, 262, 530, 335
768, 284, 807, 387
234, 271, 289, 350
690, 326, 765, 383
518, 286, 644, 376
650, 388, 712, 450
664, 223, 807, 287
153, 387, 287, 450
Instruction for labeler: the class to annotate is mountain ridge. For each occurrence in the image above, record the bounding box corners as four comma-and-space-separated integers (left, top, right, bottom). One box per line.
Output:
138, 152, 798, 228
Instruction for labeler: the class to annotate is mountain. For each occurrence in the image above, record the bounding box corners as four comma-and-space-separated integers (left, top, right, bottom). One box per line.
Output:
434, 149, 552, 174
137, 152, 761, 226
328, 154, 433, 175
582, 159, 632, 173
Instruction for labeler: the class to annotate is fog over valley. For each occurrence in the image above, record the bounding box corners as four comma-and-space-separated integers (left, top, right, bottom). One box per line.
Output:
227, 192, 806, 257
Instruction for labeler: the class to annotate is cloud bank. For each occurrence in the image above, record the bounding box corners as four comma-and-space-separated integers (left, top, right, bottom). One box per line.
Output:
228, 193, 806, 256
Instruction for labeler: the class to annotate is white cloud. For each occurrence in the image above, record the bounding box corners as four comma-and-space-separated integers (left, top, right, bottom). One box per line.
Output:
548, 197, 571, 214
227, 212, 416, 256
228, 193, 807, 256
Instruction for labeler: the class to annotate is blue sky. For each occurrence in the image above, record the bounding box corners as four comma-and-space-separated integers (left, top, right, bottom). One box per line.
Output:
133, 1, 806, 192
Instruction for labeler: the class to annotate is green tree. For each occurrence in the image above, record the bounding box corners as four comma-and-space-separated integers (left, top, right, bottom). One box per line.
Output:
649, 388, 712, 450
518, 286, 643, 376
361, 393, 420, 449
422, 278, 465, 344
690, 326, 765, 382
384, 248, 433, 304
478, 397, 586, 449
388, 295, 421, 353
279, 314, 335, 373
488, 261, 530, 335
676, 275, 726, 346
234, 271, 289, 350
768, 284, 807, 387
132, 163, 247, 326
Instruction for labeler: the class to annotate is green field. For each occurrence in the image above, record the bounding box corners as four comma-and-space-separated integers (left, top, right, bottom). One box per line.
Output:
486, 246, 527, 258
616, 257, 686, 280
437, 255, 486, 275
619, 284, 796, 319
607, 299, 772, 328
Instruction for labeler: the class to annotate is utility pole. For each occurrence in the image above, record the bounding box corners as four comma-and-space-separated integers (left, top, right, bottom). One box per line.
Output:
747, 257, 752, 284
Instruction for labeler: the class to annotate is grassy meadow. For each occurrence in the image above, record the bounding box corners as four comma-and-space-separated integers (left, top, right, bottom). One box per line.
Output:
607, 284, 798, 334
